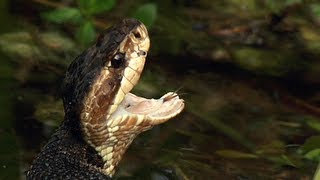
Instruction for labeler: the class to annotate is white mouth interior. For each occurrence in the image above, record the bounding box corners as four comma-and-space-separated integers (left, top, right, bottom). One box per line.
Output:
109, 92, 184, 124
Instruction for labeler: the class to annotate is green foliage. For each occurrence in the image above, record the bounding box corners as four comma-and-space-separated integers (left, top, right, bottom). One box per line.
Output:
300, 136, 320, 161
76, 21, 96, 45
306, 118, 320, 132
271, 155, 300, 167
78, 0, 115, 15
300, 136, 320, 154
215, 149, 258, 159
232, 47, 303, 77
314, 164, 320, 180
215, 140, 302, 167
42, 0, 116, 45
42, 1, 158, 45
255, 140, 285, 155
42, 7, 82, 24
133, 3, 157, 28
304, 149, 320, 161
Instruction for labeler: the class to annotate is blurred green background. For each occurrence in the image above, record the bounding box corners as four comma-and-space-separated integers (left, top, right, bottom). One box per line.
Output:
1, 0, 320, 179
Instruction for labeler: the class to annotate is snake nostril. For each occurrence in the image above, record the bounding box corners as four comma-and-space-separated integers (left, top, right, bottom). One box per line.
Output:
133, 32, 141, 39
138, 51, 147, 56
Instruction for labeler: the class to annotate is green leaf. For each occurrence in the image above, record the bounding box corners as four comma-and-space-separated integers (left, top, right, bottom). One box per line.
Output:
76, 21, 96, 45
255, 140, 285, 155
42, 7, 82, 24
306, 119, 320, 132
78, 0, 115, 15
314, 164, 320, 180
278, 155, 299, 167
304, 149, 320, 161
215, 149, 258, 159
133, 3, 157, 28
299, 136, 320, 154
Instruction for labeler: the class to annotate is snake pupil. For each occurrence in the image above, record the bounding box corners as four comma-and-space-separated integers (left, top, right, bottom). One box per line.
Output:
111, 53, 125, 68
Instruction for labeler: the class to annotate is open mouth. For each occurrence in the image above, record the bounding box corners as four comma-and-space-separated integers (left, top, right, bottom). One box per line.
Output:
106, 29, 184, 127
108, 92, 185, 127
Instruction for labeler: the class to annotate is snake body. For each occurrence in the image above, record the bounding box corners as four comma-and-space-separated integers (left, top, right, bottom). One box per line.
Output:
27, 19, 184, 179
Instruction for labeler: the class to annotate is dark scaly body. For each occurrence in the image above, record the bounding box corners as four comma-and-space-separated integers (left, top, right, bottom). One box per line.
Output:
26, 122, 108, 179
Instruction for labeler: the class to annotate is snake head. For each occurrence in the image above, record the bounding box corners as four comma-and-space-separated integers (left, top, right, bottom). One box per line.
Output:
62, 19, 149, 120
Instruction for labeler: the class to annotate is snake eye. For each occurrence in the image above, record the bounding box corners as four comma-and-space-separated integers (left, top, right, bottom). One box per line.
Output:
111, 53, 125, 68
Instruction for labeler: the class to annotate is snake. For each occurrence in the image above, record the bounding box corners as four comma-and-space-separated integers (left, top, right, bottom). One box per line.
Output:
26, 18, 184, 179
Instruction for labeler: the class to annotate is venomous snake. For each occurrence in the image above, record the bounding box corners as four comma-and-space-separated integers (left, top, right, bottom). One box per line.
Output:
27, 19, 184, 179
